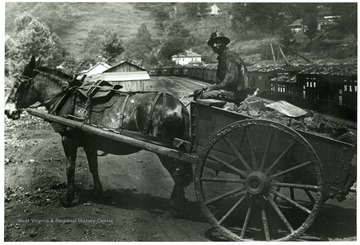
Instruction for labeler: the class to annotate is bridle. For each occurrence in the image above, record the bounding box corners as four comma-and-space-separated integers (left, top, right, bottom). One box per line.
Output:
9, 73, 49, 109
7, 74, 33, 103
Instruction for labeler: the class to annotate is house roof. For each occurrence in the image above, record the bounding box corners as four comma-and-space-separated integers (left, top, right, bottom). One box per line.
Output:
210, 4, 220, 10
85, 71, 150, 82
104, 60, 146, 72
288, 19, 303, 27
79, 62, 111, 74
172, 50, 201, 58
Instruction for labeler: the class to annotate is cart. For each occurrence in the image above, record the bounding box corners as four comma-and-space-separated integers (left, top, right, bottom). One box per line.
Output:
26, 98, 356, 241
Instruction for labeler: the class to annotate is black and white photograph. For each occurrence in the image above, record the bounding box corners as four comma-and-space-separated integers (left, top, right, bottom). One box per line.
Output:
3, 1, 357, 241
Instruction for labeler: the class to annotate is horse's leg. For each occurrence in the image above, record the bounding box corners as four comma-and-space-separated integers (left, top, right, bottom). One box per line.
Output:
61, 135, 78, 207
84, 145, 103, 199
158, 155, 193, 216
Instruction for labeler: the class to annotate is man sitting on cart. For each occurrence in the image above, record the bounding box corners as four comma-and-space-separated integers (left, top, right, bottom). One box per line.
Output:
194, 30, 256, 105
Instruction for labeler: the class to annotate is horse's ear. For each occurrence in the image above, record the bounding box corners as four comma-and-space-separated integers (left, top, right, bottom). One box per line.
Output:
23, 56, 36, 76
29, 56, 36, 68
35, 57, 42, 67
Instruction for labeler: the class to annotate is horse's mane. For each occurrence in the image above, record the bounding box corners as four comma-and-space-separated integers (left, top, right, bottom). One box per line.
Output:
36, 66, 73, 80
35, 66, 81, 88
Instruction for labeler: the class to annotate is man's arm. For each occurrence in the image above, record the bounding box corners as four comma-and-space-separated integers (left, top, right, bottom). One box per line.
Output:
207, 62, 238, 91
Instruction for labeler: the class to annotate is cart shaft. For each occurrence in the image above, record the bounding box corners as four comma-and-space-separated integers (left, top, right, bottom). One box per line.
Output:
26, 108, 199, 164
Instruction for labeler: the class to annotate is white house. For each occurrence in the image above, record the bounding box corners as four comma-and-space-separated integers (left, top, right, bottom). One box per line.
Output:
288, 19, 305, 34
210, 4, 220, 15
171, 50, 202, 66
79, 62, 111, 76
317, 16, 339, 31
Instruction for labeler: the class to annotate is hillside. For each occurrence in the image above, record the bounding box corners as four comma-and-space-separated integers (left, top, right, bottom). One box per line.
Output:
5, 2, 158, 57
5, 2, 357, 67
59, 3, 158, 56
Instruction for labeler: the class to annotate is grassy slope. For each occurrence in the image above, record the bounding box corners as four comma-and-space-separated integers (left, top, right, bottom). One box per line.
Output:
57, 3, 157, 57
5, 2, 356, 65
6, 3, 157, 58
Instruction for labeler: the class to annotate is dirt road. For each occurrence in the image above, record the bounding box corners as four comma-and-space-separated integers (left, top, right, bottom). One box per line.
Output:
4, 77, 356, 241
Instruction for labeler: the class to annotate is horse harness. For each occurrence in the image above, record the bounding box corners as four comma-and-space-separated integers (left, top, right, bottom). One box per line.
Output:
47, 80, 169, 138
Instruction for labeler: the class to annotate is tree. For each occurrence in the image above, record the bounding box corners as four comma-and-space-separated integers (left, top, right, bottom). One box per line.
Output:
331, 3, 357, 38
82, 29, 103, 59
77, 54, 98, 72
284, 3, 318, 20
159, 21, 192, 60
100, 30, 125, 63
5, 36, 20, 76
231, 3, 253, 36
61, 55, 78, 74
167, 21, 191, 38
123, 24, 156, 67
231, 3, 290, 36
197, 3, 208, 16
29, 3, 80, 35
304, 15, 318, 42
184, 3, 198, 18
7, 13, 66, 73
278, 26, 294, 48
185, 3, 208, 18
153, 8, 170, 31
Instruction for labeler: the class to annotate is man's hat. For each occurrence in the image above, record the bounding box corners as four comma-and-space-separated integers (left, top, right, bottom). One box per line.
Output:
207, 30, 230, 46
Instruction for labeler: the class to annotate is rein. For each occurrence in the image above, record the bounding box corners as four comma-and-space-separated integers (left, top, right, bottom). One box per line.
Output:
11, 72, 75, 111
7, 74, 34, 103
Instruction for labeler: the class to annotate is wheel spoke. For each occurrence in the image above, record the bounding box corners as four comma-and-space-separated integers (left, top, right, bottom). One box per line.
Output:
261, 200, 271, 241
269, 160, 313, 180
267, 196, 294, 233
290, 187, 295, 201
273, 186, 281, 202
270, 182, 319, 191
205, 188, 246, 205
207, 154, 248, 178
201, 177, 245, 183
219, 194, 248, 225
245, 128, 258, 170
240, 199, 253, 239
265, 141, 295, 175
260, 129, 275, 171
270, 188, 311, 214
304, 189, 316, 204
223, 136, 252, 172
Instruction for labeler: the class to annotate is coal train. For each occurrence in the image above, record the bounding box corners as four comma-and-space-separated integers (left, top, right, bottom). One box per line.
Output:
149, 65, 357, 121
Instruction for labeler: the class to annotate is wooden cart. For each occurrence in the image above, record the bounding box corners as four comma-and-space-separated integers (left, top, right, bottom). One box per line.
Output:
26, 99, 356, 241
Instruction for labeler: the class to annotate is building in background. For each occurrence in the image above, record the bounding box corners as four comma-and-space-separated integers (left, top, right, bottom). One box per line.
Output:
210, 4, 221, 15
289, 19, 306, 34
84, 60, 151, 91
78, 62, 111, 76
171, 50, 202, 66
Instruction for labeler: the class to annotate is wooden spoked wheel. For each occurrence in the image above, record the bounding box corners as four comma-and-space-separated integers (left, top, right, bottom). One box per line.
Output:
195, 119, 324, 241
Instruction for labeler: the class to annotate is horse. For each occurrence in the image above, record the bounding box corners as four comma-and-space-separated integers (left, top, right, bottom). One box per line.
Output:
5, 56, 193, 215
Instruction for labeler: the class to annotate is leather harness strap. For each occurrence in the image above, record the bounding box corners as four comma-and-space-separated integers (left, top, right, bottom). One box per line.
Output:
119, 94, 131, 128
143, 92, 163, 134
47, 86, 78, 114
158, 92, 167, 138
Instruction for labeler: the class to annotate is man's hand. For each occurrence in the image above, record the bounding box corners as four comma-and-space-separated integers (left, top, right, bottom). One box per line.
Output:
193, 87, 208, 100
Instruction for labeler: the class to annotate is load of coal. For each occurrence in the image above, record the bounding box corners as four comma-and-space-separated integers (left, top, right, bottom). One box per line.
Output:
223, 96, 356, 144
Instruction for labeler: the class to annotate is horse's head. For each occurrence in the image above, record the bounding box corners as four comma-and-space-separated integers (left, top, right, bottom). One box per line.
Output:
5, 56, 41, 120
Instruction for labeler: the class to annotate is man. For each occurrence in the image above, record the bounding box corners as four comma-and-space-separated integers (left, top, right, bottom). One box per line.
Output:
195, 30, 252, 105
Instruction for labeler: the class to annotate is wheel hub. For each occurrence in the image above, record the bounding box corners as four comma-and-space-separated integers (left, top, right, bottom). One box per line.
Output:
245, 171, 268, 195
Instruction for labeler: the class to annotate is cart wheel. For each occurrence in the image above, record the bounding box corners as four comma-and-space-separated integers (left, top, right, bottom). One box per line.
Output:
195, 119, 324, 241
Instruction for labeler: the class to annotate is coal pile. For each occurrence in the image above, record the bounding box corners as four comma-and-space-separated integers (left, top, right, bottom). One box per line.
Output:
223, 96, 356, 144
